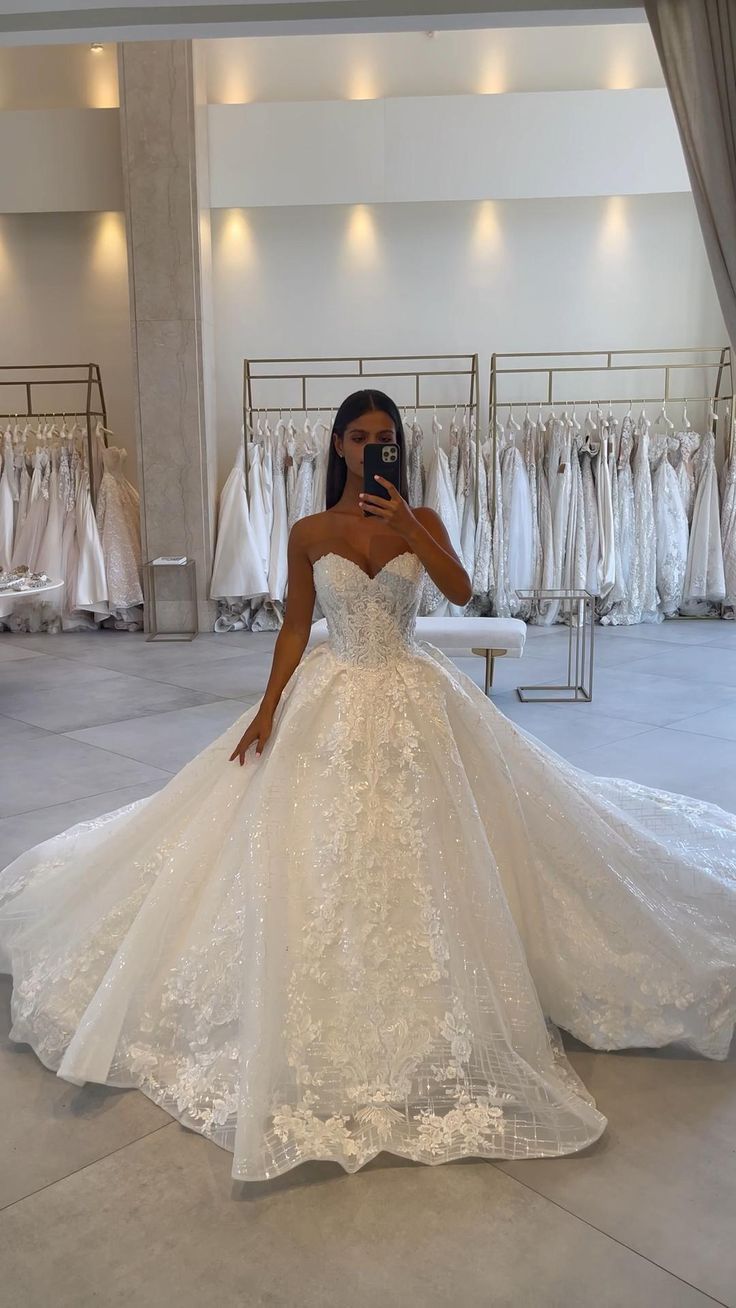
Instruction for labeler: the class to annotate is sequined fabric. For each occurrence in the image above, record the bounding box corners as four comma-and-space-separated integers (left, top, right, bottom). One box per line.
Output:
1, 551, 736, 1181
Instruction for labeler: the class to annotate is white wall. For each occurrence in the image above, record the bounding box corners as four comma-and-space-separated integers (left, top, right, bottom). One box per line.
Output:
0, 212, 137, 482
212, 192, 727, 481
204, 24, 662, 101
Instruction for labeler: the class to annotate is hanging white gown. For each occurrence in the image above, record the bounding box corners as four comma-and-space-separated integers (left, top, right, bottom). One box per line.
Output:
15, 444, 31, 542
594, 424, 616, 601
94, 447, 143, 611
721, 442, 736, 610
289, 442, 316, 533
423, 435, 465, 616
651, 434, 689, 618
628, 416, 660, 625
601, 418, 635, 626
0, 430, 15, 572
531, 421, 557, 626
562, 434, 588, 594
247, 442, 272, 584
522, 416, 542, 600
471, 440, 493, 602
210, 445, 269, 602
267, 425, 290, 607
12, 446, 50, 571
675, 431, 699, 526
310, 422, 330, 519
4, 549, 736, 1181
285, 424, 299, 522
455, 422, 475, 580
35, 450, 64, 586
500, 439, 535, 613
683, 432, 726, 604
407, 418, 424, 509
580, 445, 600, 596
73, 466, 108, 617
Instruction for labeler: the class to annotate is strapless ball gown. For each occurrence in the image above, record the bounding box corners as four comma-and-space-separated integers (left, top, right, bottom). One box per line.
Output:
1, 550, 735, 1182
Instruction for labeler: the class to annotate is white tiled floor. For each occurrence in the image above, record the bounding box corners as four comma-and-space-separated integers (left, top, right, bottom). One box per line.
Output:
1, 621, 735, 1308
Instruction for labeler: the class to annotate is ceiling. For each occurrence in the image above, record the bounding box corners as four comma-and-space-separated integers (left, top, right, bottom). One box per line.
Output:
0, 2, 646, 45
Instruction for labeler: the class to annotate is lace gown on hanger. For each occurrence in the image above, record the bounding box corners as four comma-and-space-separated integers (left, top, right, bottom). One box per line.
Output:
683, 431, 726, 606
651, 433, 688, 617
0, 430, 15, 572
2, 550, 736, 1182
721, 442, 736, 610
95, 447, 143, 612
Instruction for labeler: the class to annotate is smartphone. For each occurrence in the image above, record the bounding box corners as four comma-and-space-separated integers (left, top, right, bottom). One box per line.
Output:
363, 442, 401, 515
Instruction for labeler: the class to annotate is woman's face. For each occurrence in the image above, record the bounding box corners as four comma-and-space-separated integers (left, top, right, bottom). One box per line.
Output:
335, 409, 396, 478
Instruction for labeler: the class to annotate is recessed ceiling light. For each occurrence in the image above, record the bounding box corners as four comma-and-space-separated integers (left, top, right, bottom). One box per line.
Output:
90, 42, 103, 53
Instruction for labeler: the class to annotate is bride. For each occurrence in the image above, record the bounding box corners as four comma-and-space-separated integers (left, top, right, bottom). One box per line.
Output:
1, 390, 735, 1184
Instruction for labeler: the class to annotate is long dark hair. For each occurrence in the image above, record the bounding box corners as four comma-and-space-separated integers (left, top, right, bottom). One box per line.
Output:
325, 389, 410, 511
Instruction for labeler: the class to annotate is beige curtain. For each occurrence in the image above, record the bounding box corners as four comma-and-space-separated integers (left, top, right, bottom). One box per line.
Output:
645, 0, 736, 352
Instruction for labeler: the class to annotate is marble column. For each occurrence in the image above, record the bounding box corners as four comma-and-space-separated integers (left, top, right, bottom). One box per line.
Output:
118, 39, 217, 632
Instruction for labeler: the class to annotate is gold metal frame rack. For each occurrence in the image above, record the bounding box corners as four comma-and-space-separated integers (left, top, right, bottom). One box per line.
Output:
0, 363, 108, 508
488, 346, 733, 502
243, 354, 480, 504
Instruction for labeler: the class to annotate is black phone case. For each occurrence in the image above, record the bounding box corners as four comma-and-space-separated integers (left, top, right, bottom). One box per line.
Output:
363, 443, 401, 510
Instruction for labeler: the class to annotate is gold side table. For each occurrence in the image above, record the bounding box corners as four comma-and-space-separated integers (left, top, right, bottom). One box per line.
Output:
514, 588, 595, 702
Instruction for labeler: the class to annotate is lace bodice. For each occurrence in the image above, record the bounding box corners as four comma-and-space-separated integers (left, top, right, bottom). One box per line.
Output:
313, 551, 423, 665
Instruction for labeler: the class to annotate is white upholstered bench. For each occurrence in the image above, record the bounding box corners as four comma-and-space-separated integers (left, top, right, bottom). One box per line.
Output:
306, 616, 526, 696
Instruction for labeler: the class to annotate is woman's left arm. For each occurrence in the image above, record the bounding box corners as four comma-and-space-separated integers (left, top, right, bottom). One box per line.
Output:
360, 479, 472, 606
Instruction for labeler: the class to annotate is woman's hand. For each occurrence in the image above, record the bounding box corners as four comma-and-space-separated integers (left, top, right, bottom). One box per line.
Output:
359, 477, 419, 540
229, 704, 275, 766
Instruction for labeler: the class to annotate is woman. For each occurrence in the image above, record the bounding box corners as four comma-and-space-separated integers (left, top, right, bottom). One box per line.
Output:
1, 390, 734, 1184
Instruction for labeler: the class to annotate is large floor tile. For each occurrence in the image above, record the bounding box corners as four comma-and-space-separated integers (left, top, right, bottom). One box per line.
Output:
0, 643, 45, 664
668, 700, 736, 744
498, 1045, 736, 1306
2, 665, 223, 734
0, 1123, 715, 1308
0, 715, 51, 746
596, 617, 727, 647
0, 980, 171, 1210
558, 665, 736, 728
0, 735, 170, 819
14, 631, 261, 677
0, 781, 165, 869
142, 654, 279, 701
493, 696, 650, 755
624, 642, 736, 688
67, 700, 251, 773
567, 725, 736, 812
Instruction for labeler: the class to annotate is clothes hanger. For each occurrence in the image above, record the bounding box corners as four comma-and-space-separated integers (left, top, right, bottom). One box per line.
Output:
506, 403, 520, 433
681, 398, 692, 431
654, 399, 674, 431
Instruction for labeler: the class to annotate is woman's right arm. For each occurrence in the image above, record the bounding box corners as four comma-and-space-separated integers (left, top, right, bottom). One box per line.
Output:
229, 522, 316, 765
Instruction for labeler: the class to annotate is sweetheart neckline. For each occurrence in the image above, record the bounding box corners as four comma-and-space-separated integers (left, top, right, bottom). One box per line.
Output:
313, 551, 419, 583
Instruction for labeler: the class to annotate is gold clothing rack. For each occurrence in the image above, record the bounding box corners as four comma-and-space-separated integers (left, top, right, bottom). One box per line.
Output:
488, 346, 733, 505
242, 354, 480, 505
0, 363, 108, 508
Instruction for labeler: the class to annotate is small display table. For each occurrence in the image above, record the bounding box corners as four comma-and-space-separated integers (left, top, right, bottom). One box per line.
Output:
514, 587, 595, 703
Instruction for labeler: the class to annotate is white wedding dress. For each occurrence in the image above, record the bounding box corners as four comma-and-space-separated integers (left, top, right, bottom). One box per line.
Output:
2, 550, 736, 1182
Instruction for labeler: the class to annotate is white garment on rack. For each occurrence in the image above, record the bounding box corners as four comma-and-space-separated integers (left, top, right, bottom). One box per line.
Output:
594, 427, 616, 600
522, 416, 542, 600
12, 447, 49, 570
675, 432, 699, 526
35, 451, 64, 588
500, 441, 534, 611
423, 435, 464, 616
683, 432, 726, 604
73, 466, 108, 616
247, 443, 271, 582
0, 431, 15, 572
95, 447, 143, 611
311, 422, 330, 518
457, 429, 477, 581
289, 445, 316, 532
268, 427, 290, 606
407, 418, 424, 509
210, 445, 268, 602
651, 435, 688, 617
721, 444, 736, 608
627, 416, 660, 624
563, 436, 588, 593
601, 417, 635, 626
580, 446, 600, 596
471, 440, 492, 600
